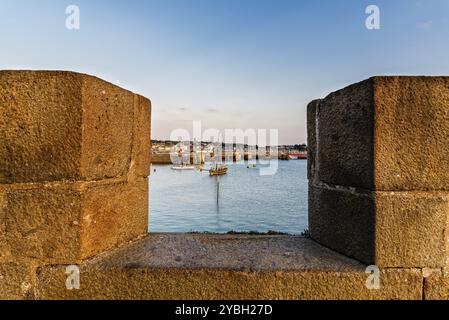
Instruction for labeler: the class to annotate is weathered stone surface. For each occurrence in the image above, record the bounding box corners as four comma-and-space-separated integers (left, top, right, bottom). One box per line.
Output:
423, 270, 449, 300
375, 192, 448, 268
128, 95, 151, 180
35, 234, 423, 300
1, 178, 148, 264
374, 77, 449, 191
80, 73, 135, 181
309, 184, 375, 264
0, 71, 83, 183
90, 234, 364, 271
0, 263, 35, 300
309, 184, 449, 268
0, 188, 12, 263
35, 267, 423, 300
315, 79, 375, 189
310, 76, 449, 191
80, 179, 149, 259
0, 71, 150, 184
307, 99, 320, 182
3, 185, 82, 263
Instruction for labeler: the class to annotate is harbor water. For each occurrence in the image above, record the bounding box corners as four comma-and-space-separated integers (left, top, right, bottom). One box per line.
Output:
149, 160, 308, 235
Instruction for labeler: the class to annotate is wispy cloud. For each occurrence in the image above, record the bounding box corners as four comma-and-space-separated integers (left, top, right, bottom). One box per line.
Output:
418, 20, 433, 29
207, 108, 220, 114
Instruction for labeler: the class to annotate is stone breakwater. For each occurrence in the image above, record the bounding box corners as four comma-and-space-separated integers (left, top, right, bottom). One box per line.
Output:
0, 72, 447, 300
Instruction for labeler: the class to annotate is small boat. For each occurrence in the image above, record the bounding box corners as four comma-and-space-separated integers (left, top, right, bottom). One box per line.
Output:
171, 165, 195, 171
209, 164, 228, 176
288, 153, 308, 160
247, 164, 257, 169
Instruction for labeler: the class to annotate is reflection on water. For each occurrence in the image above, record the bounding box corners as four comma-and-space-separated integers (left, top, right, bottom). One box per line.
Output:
149, 161, 308, 235
214, 176, 220, 210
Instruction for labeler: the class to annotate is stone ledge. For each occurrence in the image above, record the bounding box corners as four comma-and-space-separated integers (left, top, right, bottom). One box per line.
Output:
34, 234, 423, 300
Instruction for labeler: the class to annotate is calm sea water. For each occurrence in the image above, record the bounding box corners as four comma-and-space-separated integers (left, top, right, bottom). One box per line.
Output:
149, 161, 308, 235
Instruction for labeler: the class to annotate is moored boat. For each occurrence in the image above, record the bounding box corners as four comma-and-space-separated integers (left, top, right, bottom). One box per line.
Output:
209, 164, 228, 176
288, 153, 307, 160
171, 165, 195, 170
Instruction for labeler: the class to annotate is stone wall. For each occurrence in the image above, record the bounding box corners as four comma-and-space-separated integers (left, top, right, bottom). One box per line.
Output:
0, 71, 151, 299
308, 76, 449, 298
0, 72, 448, 300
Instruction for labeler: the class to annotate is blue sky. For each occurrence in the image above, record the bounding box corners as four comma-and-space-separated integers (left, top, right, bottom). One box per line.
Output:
0, 0, 448, 144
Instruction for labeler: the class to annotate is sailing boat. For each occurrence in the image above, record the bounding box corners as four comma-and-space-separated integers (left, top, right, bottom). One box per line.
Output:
208, 145, 228, 176
209, 163, 228, 176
